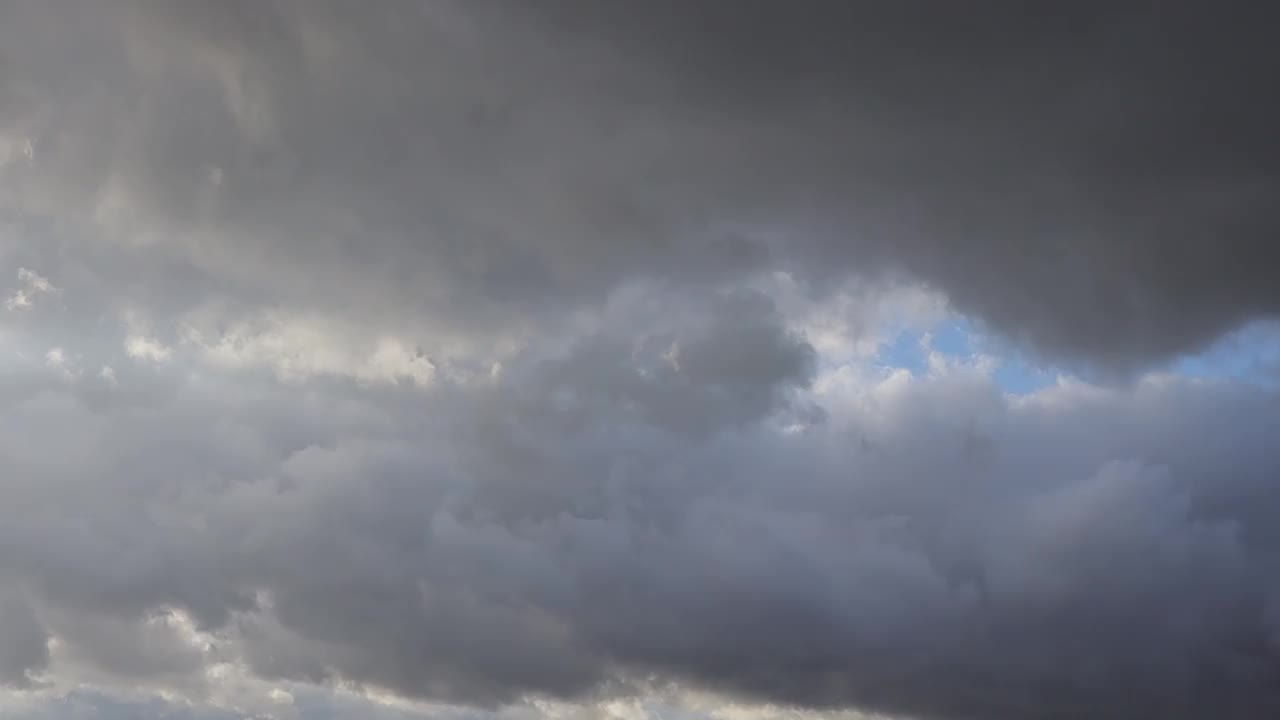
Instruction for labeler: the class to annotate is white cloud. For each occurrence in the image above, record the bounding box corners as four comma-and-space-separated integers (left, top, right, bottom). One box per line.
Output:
41, 347, 80, 380
0, 134, 35, 169
181, 313, 435, 387
5, 269, 58, 312
124, 335, 173, 364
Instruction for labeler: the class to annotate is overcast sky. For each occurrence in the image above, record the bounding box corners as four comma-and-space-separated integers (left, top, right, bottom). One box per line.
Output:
2, 2, 1280, 719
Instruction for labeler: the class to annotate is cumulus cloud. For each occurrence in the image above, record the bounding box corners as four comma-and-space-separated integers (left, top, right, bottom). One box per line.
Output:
3, 308, 1280, 718
5, 268, 58, 311
124, 335, 173, 364
1, 2, 1279, 720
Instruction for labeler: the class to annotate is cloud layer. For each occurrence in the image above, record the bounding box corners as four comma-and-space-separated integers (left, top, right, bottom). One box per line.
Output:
2, 2, 1280, 719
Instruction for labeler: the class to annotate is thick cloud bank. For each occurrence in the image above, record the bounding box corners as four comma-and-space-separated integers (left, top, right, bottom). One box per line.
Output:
3, 322, 1280, 719
2, 2, 1280, 720
5, 0, 1280, 369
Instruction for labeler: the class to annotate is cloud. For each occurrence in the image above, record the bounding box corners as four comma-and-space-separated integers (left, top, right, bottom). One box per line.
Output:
124, 336, 173, 364
1, 2, 1279, 719
2, 294, 1280, 717
5, 268, 58, 312
180, 312, 435, 387
0, 585, 49, 688
4, 2, 1278, 371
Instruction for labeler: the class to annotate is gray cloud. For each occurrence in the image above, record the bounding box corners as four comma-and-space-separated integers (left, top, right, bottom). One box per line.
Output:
2, 3, 1280, 720
4, 1, 1278, 369
511, 1, 1280, 370
3, 307, 1280, 718
0, 585, 48, 688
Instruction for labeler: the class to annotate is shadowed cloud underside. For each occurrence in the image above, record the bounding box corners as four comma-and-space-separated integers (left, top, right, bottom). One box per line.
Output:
1, 2, 1280, 719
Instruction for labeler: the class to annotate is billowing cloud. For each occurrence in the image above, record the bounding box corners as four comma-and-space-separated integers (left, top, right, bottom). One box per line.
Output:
1, 2, 1279, 720
5, 1, 1279, 370
3, 302, 1280, 718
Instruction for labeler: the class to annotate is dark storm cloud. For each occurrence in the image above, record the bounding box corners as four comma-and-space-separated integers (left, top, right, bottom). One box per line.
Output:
520, 0, 1280, 370
3, 3, 1280, 720
4, 1, 1278, 368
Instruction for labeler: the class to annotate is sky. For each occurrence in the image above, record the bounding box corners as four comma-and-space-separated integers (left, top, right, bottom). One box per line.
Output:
1, 2, 1280, 719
